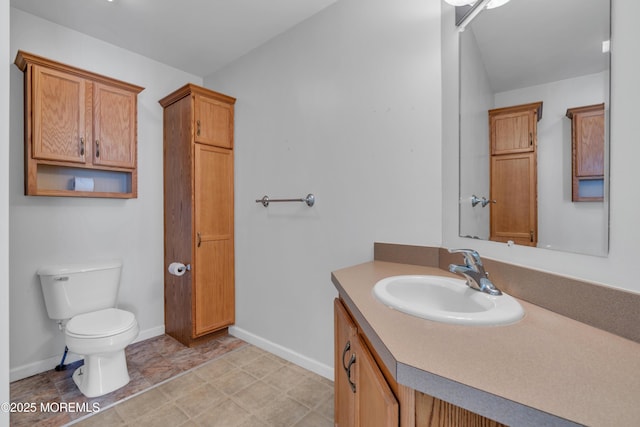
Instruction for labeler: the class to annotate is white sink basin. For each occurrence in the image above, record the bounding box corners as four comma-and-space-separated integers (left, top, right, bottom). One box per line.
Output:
373, 275, 524, 326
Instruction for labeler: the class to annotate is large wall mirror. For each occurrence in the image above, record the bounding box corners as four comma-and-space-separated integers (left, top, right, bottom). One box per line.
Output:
458, 0, 610, 256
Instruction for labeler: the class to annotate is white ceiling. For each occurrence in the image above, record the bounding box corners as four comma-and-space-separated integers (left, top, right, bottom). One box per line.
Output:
467, 0, 610, 93
10, 0, 338, 77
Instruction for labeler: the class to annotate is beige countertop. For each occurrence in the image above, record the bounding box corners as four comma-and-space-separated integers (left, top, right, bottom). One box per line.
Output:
332, 261, 640, 427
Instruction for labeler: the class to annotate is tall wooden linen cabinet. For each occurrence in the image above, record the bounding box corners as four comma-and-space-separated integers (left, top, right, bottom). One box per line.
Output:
159, 84, 236, 346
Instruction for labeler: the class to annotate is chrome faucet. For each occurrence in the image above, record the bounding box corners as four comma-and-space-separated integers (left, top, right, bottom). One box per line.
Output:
448, 249, 502, 296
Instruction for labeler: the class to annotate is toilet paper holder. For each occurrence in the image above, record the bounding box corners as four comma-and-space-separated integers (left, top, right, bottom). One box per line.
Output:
168, 262, 191, 276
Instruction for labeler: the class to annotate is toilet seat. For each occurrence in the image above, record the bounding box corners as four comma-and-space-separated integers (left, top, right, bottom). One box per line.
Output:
66, 308, 136, 338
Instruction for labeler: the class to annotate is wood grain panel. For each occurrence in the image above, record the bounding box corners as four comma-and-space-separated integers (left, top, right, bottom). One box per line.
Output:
194, 94, 234, 149
193, 143, 234, 336
416, 392, 507, 427
355, 332, 399, 427
32, 65, 86, 163
335, 298, 357, 427
93, 82, 137, 169
163, 95, 194, 344
490, 153, 536, 246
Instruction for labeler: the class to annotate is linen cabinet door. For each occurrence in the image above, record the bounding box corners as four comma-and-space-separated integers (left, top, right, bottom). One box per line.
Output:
193, 143, 235, 336
490, 152, 537, 246
31, 65, 87, 164
193, 94, 234, 149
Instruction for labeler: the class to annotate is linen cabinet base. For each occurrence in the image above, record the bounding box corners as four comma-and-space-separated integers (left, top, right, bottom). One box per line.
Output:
160, 84, 235, 347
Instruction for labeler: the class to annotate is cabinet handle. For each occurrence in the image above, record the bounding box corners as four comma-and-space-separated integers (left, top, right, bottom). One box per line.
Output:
95, 140, 100, 158
529, 132, 533, 146
530, 230, 534, 242
197, 232, 202, 247
341, 341, 351, 372
342, 340, 356, 393
197, 120, 201, 136
79, 137, 84, 156
346, 353, 356, 393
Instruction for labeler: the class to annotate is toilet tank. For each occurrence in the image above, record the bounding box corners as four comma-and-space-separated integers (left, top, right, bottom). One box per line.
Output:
37, 261, 122, 320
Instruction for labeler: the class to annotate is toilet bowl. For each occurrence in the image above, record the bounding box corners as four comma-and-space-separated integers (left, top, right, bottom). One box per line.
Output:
37, 261, 139, 398
65, 308, 139, 397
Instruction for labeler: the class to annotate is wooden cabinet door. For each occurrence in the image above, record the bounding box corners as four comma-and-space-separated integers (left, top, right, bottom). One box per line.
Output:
490, 109, 535, 155
194, 94, 233, 149
335, 299, 357, 427
489, 102, 541, 155
32, 65, 87, 163
193, 143, 234, 336
355, 333, 399, 427
490, 153, 537, 246
574, 108, 604, 177
93, 82, 137, 169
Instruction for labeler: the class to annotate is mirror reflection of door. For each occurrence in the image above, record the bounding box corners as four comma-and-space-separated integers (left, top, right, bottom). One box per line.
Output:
489, 102, 541, 246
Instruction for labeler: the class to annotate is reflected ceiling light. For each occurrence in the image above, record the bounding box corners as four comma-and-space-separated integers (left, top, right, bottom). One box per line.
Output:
444, 0, 475, 5
444, 0, 511, 9
486, 0, 511, 9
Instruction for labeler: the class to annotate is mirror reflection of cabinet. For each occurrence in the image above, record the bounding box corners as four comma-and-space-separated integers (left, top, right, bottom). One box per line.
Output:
489, 102, 542, 247
566, 103, 605, 202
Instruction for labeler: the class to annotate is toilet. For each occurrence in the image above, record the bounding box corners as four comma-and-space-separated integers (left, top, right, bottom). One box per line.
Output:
38, 260, 139, 398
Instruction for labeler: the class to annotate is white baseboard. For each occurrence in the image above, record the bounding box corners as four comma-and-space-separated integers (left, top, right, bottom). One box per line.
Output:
10, 325, 165, 382
229, 326, 334, 381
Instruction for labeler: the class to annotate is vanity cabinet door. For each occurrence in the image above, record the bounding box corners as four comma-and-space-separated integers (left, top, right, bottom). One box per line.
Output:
335, 298, 399, 427
335, 299, 357, 427
31, 65, 88, 164
354, 333, 399, 427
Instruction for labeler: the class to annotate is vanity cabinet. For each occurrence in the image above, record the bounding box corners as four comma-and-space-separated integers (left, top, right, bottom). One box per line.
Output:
335, 298, 398, 427
489, 102, 542, 246
566, 103, 605, 202
15, 50, 143, 198
160, 84, 235, 346
334, 298, 505, 427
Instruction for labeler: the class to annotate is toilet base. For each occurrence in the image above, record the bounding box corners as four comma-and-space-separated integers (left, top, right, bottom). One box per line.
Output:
72, 349, 131, 398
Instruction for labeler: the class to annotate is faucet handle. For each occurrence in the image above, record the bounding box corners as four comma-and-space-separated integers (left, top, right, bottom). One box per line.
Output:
448, 248, 484, 268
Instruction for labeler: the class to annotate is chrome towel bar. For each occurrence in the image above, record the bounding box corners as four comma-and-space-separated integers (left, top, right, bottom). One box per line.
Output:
256, 193, 315, 207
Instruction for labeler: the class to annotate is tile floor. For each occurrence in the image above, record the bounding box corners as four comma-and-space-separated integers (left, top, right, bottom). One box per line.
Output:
9, 334, 334, 427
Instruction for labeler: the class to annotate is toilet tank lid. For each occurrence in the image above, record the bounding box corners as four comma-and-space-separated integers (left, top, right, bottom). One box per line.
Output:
37, 260, 122, 276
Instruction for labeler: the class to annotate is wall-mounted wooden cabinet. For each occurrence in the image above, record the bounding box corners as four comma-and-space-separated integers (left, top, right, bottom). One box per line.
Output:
15, 50, 143, 198
566, 103, 605, 202
160, 84, 236, 347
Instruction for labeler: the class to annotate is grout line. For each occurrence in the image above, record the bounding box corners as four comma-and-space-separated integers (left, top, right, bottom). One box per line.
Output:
65, 340, 251, 426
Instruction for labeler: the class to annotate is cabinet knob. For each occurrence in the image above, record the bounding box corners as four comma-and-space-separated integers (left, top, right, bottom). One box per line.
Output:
196, 120, 201, 136
79, 137, 84, 156
95, 140, 100, 158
